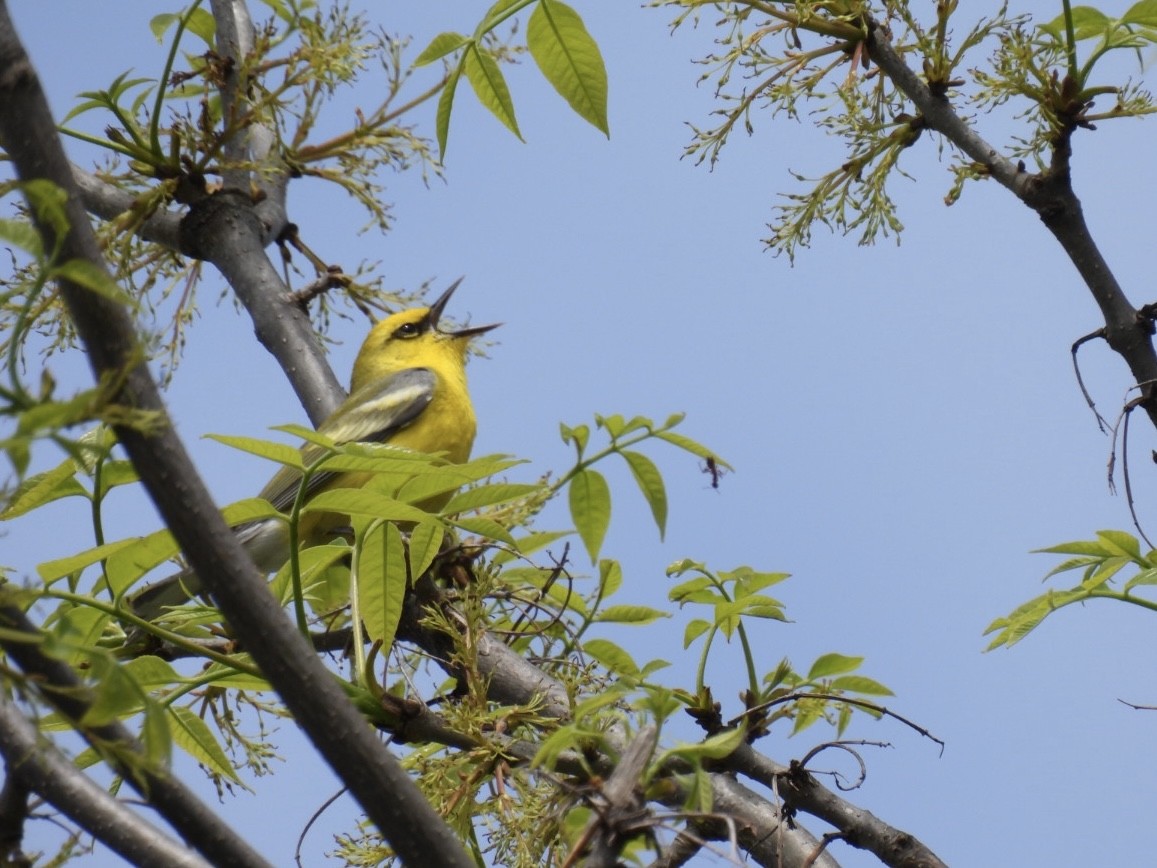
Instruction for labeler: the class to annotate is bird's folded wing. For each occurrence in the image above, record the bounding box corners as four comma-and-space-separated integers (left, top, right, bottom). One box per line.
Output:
258, 367, 437, 513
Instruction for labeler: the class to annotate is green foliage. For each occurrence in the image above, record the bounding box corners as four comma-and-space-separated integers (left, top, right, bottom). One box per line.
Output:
653, 1, 1155, 259
415, 0, 609, 157
559, 412, 727, 563
2, 404, 891, 864
985, 530, 1157, 650
0, 2, 445, 401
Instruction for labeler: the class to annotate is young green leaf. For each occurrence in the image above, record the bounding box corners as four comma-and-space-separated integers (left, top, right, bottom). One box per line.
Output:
806, 653, 864, 681
436, 57, 464, 158
830, 675, 894, 696
569, 468, 610, 563
593, 605, 669, 625
1, 459, 87, 519
463, 43, 522, 139
38, 538, 137, 584
441, 482, 542, 514
356, 521, 408, 652
205, 433, 304, 470
304, 489, 432, 524
407, 520, 445, 581
621, 450, 667, 538
527, 0, 609, 135
169, 705, 242, 783
582, 637, 638, 677
414, 31, 469, 66
0, 217, 44, 256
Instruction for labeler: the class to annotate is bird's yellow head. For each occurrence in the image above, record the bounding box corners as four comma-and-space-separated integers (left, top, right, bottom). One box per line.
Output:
349, 279, 499, 392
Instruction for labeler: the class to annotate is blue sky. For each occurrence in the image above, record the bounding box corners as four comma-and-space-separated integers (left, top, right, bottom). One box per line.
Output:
5, 2, 1157, 865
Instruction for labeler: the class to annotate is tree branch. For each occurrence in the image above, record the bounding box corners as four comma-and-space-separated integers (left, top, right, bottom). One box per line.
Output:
71, 165, 183, 249
0, 694, 211, 868
730, 743, 947, 868
0, 602, 265, 868
177, 189, 344, 424
397, 584, 843, 868
0, 8, 472, 866
864, 13, 1157, 427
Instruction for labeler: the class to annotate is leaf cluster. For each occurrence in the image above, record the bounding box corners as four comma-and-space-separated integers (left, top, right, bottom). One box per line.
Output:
650, 1, 1155, 259
1, 406, 895, 864
414, 0, 609, 157
986, 529, 1157, 649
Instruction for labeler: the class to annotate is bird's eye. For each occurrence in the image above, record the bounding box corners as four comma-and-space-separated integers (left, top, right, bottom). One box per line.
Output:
394, 322, 421, 339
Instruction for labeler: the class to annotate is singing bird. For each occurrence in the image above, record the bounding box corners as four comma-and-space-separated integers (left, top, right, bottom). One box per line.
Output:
130, 279, 498, 620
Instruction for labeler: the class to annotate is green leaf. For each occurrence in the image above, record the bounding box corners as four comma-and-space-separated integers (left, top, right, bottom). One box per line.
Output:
1082, 556, 1128, 590
407, 520, 444, 581
661, 725, 745, 763
442, 482, 542, 514
463, 44, 522, 139
221, 497, 285, 527
830, 675, 894, 696
22, 180, 69, 249
38, 538, 138, 583
451, 515, 516, 546
0, 217, 44, 256
806, 653, 864, 680
80, 659, 146, 726
687, 764, 712, 813
95, 459, 139, 497
655, 430, 730, 467
105, 529, 180, 595
169, 705, 241, 783
149, 13, 179, 41
121, 655, 180, 687
596, 414, 624, 438
527, 0, 609, 135
200, 659, 273, 691
1, 459, 87, 519
593, 605, 668, 625
270, 543, 349, 607
621, 450, 667, 538
683, 618, 710, 648
569, 468, 610, 563
1123, 0, 1157, 26
479, 0, 524, 28
414, 31, 469, 66
1096, 529, 1143, 562
183, 8, 217, 45
560, 422, 590, 455
583, 638, 638, 676
304, 489, 432, 524
1041, 6, 1110, 41
51, 259, 130, 304
205, 433, 304, 470
357, 521, 408, 652
598, 558, 622, 598
1124, 567, 1157, 591
436, 57, 464, 158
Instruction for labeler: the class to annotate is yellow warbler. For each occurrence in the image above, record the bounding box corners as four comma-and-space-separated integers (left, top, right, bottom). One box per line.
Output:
130, 279, 497, 619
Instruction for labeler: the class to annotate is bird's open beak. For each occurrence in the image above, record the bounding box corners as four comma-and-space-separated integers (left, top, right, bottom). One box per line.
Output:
428, 277, 501, 338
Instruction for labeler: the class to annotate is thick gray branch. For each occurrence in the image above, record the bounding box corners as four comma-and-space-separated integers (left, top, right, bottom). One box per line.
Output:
178, 189, 344, 424
209, 0, 290, 235
0, 696, 210, 868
